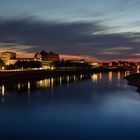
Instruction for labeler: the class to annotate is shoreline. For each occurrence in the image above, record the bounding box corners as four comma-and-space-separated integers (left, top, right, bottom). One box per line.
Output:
0, 68, 121, 83
125, 73, 140, 93
0, 68, 94, 83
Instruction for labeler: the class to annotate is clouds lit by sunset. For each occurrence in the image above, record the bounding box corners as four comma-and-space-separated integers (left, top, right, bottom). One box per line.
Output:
0, 0, 140, 61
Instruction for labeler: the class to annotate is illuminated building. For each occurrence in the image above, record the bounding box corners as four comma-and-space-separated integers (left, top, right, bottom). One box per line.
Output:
1, 51, 16, 65
34, 50, 60, 69
137, 65, 140, 73
0, 59, 5, 69
91, 62, 100, 68
1, 51, 34, 66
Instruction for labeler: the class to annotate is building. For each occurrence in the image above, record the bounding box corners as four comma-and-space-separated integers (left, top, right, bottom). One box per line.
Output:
0, 59, 5, 69
34, 50, 60, 61
34, 50, 60, 69
1, 51, 35, 66
1, 51, 16, 65
0, 50, 60, 69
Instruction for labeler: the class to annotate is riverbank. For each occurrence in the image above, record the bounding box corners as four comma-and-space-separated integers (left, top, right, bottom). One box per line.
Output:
0, 68, 95, 83
125, 73, 140, 92
0, 68, 126, 83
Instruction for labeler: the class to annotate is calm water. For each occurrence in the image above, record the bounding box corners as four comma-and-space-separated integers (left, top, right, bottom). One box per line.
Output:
0, 71, 140, 140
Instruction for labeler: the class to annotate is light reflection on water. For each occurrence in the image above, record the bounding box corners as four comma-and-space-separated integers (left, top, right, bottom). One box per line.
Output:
0, 74, 92, 97
0, 71, 140, 140
108, 71, 113, 82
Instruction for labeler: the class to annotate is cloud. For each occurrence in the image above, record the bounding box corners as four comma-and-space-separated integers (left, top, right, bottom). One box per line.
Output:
98, 52, 122, 55
104, 47, 133, 51
0, 16, 140, 60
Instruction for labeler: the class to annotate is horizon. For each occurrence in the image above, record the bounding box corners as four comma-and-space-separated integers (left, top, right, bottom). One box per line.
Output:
1, 50, 140, 63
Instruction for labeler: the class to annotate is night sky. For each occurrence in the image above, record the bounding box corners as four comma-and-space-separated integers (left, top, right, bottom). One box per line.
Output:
0, 0, 140, 61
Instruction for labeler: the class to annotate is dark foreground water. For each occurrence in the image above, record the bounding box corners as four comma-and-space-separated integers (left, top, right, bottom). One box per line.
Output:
0, 71, 140, 140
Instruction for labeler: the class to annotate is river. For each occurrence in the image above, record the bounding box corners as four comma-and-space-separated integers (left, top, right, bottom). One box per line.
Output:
0, 71, 140, 140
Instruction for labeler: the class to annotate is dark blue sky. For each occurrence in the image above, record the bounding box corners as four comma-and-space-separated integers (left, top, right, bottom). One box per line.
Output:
0, 0, 140, 61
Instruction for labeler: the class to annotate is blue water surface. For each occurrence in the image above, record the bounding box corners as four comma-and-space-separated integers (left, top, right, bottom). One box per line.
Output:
0, 72, 140, 140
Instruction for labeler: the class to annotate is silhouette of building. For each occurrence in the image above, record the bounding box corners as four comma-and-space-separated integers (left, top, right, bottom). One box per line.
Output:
34, 50, 60, 61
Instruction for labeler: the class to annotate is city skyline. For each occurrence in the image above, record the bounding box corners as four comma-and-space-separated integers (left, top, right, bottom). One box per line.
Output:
0, 0, 140, 61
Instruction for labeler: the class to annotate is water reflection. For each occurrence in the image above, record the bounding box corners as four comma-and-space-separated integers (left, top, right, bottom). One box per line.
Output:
0, 71, 134, 99
125, 71, 131, 77
0, 84, 5, 103
117, 71, 121, 81
18, 83, 21, 91
99, 73, 103, 80
108, 71, 113, 82
37, 79, 51, 89
0, 74, 92, 96
28, 82, 31, 96
0, 71, 139, 139
1, 85, 5, 96
92, 74, 98, 82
